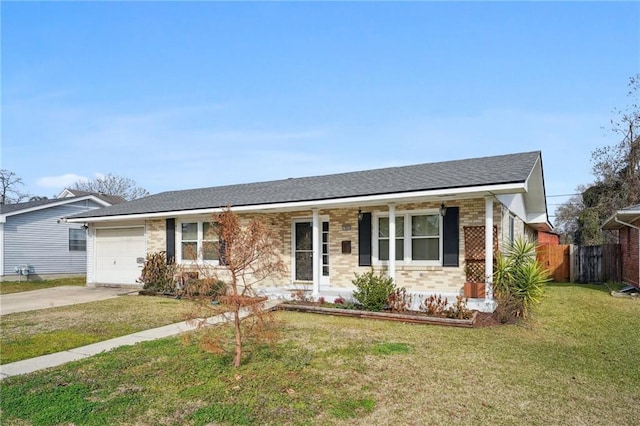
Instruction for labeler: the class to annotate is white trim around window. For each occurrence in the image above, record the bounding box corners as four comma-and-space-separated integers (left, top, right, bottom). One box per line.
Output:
176, 219, 220, 264
69, 228, 87, 252
509, 214, 515, 243
373, 209, 443, 266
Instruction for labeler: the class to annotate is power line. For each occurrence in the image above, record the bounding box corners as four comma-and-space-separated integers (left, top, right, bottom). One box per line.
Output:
546, 193, 580, 198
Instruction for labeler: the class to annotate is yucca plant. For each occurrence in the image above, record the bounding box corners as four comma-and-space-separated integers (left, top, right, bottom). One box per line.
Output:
493, 237, 550, 319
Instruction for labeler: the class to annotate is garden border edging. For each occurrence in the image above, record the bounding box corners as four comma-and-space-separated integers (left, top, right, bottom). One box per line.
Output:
278, 304, 477, 327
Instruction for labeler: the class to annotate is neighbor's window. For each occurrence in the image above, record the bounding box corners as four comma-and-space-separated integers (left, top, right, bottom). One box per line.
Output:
180, 221, 219, 262
69, 228, 87, 251
376, 212, 441, 263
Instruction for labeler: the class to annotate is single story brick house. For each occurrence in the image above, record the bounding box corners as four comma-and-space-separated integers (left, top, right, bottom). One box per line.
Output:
65, 151, 551, 312
602, 204, 640, 288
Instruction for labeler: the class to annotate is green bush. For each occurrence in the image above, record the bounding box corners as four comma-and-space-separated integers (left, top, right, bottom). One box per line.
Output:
493, 238, 550, 320
137, 251, 176, 293
351, 269, 395, 311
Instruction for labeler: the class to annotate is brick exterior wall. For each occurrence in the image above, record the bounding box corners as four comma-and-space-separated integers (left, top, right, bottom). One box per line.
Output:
143, 197, 519, 295
620, 219, 639, 287
146, 219, 165, 254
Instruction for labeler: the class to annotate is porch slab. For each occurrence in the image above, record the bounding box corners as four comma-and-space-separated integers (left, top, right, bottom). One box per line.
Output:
257, 287, 497, 313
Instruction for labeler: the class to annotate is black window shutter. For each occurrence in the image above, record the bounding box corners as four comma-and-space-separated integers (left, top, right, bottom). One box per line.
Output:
166, 218, 175, 264
358, 212, 372, 266
442, 207, 459, 267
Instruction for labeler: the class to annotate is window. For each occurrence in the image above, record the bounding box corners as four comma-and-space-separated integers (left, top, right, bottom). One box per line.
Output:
202, 222, 219, 261
180, 221, 219, 262
411, 215, 440, 261
509, 215, 515, 243
69, 228, 86, 251
181, 223, 198, 260
378, 216, 404, 261
376, 211, 441, 264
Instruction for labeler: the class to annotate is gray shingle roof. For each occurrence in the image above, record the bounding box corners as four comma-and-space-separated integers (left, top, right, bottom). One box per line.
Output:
69, 151, 541, 219
62, 189, 126, 206
0, 198, 57, 215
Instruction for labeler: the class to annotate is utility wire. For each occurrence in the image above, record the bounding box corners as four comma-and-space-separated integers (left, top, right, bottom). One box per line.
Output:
546, 193, 580, 198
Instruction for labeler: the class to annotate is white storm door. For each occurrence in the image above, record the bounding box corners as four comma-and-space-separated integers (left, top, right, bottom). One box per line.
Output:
293, 220, 329, 285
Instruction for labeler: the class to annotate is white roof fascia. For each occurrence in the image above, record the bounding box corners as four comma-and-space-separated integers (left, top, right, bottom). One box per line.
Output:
495, 193, 527, 221
57, 189, 76, 198
602, 208, 640, 230
67, 182, 526, 223
1, 195, 112, 221
526, 211, 553, 230
522, 156, 550, 223
523, 155, 539, 193
601, 212, 618, 229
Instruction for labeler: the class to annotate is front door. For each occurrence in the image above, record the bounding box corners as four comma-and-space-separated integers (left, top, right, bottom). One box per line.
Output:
293, 220, 329, 284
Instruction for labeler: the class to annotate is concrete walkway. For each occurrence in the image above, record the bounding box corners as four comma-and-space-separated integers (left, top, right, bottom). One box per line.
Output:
0, 299, 281, 380
0, 286, 134, 315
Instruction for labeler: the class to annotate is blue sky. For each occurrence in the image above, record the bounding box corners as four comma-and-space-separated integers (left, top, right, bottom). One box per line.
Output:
2, 2, 639, 221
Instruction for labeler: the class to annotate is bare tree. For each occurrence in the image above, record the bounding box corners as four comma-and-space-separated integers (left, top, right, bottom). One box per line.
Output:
0, 170, 30, 204
592, 74, 640, 207
556, 75, 640, 245
189, 208, 287, 367
553, 189, 584, 244
216, 208, 286, 367
71, 173, 149, 201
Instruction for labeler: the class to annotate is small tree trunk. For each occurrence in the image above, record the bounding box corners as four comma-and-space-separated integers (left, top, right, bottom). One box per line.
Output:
230, 271, 243, 368
233, 305, 242, 368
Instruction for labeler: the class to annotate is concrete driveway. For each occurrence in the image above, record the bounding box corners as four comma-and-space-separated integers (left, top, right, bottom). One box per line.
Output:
0, 286, 136, 315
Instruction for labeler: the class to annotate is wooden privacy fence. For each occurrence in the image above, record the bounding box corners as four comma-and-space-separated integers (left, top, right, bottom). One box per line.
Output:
536, 245, 570, 282
574, 244, 621, 283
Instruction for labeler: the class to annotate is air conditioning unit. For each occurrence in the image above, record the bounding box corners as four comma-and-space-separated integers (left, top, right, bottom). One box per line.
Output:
15, 264, 31, 276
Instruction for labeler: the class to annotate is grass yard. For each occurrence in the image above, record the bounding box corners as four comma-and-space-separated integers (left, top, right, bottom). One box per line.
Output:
1, 296, 207, 364
1, 283, 639, 425
0, 277, 86, 294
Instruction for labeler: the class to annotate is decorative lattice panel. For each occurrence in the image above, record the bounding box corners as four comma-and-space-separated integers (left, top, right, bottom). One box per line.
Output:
463, 226, 499, 283
463, 226, 498, 260
465, 260, 486, 283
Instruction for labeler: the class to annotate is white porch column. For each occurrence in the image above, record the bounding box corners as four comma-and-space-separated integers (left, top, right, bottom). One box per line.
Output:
485, 196, 494, 305
312, 208, 320, 298
388, 203, 396, 283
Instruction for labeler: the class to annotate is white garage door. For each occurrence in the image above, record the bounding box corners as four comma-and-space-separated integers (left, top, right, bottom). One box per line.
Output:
95, 227, 145, 285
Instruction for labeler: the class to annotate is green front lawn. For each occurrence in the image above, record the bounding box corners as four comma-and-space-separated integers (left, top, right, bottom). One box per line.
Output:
1, 283, 638, 425
1, 296, 208, 364
0, 277, 86, 294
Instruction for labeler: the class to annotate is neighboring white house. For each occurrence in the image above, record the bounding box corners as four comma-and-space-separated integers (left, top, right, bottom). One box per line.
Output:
66, 151, 552, 312
0, 190, 123, 281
